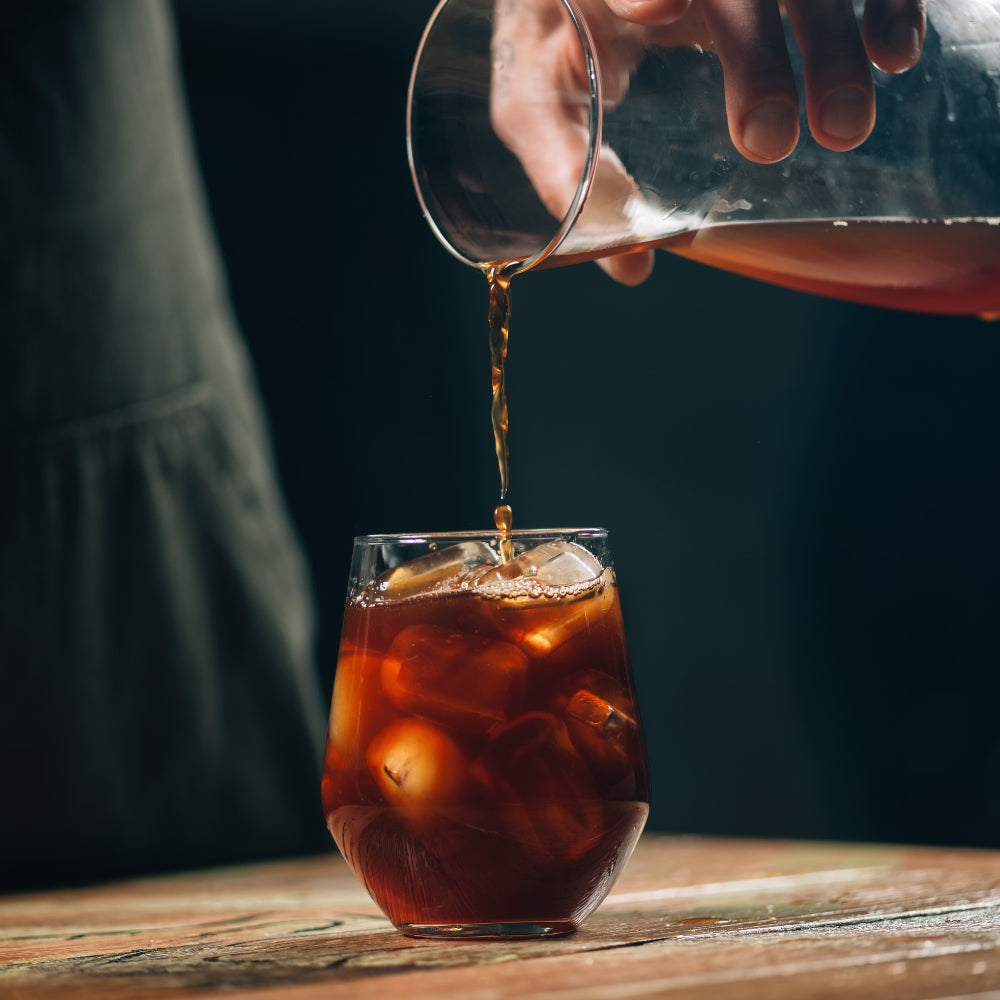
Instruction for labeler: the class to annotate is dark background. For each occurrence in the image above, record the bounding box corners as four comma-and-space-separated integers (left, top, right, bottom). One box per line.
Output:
172, 0, 1000, 849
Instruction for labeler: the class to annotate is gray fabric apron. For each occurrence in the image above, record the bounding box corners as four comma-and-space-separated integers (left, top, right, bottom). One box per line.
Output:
0, 0, 328, 888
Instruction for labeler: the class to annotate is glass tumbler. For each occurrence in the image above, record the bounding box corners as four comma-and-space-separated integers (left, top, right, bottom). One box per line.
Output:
321, 529, 650, 938
407, 0, 1000, 315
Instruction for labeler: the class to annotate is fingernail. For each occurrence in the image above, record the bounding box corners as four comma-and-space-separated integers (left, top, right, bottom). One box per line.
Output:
819, 87, 872, 143
741, 100, 799, 162
885, 17, 920, 60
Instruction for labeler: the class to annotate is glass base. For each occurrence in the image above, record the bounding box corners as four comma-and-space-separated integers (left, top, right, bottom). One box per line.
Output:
398, 920, 577, 939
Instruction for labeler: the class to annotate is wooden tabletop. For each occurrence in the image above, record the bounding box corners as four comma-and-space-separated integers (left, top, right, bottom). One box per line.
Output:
2, 834, 999, 999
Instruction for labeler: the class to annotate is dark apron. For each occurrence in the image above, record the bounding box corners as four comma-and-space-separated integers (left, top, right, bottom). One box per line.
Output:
0, 0, 328, 888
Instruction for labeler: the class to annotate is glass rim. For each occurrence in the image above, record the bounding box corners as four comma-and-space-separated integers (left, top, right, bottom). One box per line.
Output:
354, 527, 609, 545
405, 0, 602, 277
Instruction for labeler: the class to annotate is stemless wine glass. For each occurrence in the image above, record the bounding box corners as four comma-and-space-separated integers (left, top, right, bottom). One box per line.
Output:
321, 528, 650, 938
407, 0, 1000, 315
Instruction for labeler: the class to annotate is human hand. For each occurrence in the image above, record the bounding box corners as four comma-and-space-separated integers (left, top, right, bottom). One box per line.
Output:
490, 0, 926, 284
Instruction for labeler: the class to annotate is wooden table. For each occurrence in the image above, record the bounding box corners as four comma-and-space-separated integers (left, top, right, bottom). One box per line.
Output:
2, 835, 999, 999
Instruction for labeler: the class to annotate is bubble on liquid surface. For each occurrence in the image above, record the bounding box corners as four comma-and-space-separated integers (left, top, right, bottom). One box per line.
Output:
483, 566, 617, 656
475, 541, 602, 597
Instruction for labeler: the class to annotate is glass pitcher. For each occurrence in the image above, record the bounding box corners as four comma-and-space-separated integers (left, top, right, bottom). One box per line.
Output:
406, 0, 1000, 316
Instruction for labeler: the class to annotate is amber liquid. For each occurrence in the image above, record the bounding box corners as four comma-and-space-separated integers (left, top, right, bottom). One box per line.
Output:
321, 573, 651, 932
487, 265, 513, 498
494, 502, 514, 563
552, 217, 1000, 318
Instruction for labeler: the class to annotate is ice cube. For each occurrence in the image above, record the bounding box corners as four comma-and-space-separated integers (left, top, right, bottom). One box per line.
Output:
566, 688, 636, 736
564, 688, 640, 784
366, 718, 468, 815
476, 540, 602, 591
470, 712, 603, 863
328, 648, 394, 764
483, 567, 617, 656
474, 542, 611, 656
545, 669, 641, 782
381, 625, 528, 733
377, 542, 500, 600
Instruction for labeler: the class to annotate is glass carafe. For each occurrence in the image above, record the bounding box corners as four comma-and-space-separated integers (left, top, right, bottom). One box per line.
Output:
407, 0, 1000, 316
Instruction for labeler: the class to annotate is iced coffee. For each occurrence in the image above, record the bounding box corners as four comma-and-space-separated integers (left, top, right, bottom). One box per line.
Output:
321, 530, 650, 937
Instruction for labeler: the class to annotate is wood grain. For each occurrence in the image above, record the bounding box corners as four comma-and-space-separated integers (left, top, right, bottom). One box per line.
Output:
1, 836, 999, 999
